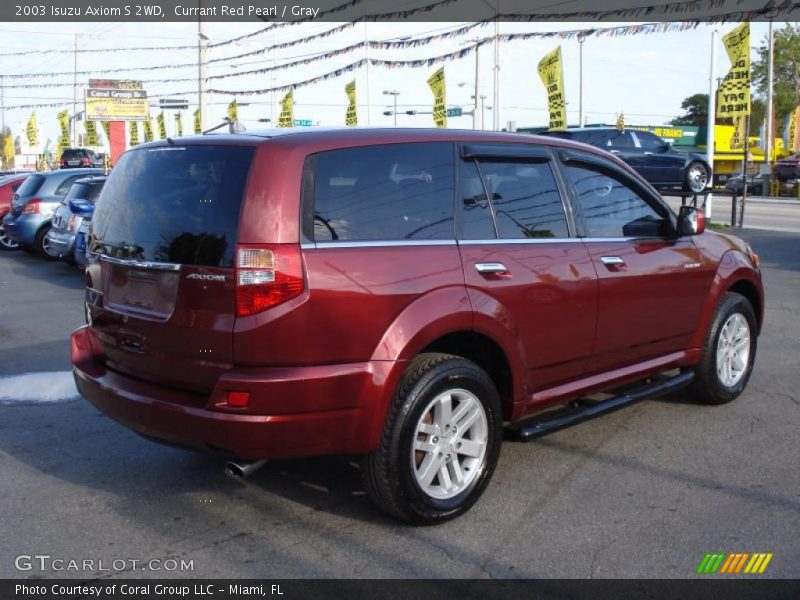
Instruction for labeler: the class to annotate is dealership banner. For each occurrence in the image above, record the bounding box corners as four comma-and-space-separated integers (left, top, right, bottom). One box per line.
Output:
538, 46, 566, 130
717, 22, 750, 118
783, 106, 799, 152
156, 111, 166, 139
176, 112, 183, 136
57, 109, 69, 141
345, 80, 357, 126
730, 115, 747, 151
227, 99, 238, 123
278, 90, 294, 127
193, 108, 201, 134
26, 112, 37, 146
143, 116, 153, 142
427, 67, 447, 128
85, 79, 148, 121
84, 120, 98, 146
129, 121, 139, 147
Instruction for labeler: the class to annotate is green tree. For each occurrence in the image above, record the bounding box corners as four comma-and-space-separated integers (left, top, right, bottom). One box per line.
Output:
752, 23, 800, 128
670, 93, 709, 126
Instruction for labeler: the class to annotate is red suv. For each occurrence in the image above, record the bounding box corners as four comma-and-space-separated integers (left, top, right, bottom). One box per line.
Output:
72, 129, 763, 524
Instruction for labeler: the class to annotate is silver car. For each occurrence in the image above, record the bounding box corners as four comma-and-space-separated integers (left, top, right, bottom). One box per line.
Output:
46, 176, 106, 261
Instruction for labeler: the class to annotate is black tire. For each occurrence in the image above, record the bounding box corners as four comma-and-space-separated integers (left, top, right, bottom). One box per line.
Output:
360, 353, 503, 524
20, 244, 36, 254
689, 292, 757, 405
684, 161, 710, 194
34, 224, 59, 260
0, 221, 19, 251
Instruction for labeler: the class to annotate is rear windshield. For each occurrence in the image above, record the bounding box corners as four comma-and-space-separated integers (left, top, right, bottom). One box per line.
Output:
92, 145, 254, 268
65, 181, 105, 203
16, 174, 45, 197
62, 149, 86, 160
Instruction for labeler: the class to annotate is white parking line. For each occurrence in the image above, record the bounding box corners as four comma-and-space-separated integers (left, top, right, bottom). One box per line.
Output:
0, 371, 78, 405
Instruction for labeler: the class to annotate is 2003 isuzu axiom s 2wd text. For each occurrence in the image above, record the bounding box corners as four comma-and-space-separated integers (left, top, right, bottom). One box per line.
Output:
71, 128, 763, 524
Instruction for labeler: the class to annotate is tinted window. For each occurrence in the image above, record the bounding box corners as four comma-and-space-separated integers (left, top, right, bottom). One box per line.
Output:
86, 181, 105, 202
65, 180, 105, 203
16, 174, 45, 197
92, 145, 254, 267
605, 131, 635, 149
55, 175, 85, 196
565, 164, 669, 238
61, 149, 86, 160
460, 161, 495, 239
478, 161, 569, 239
633, 131, 665, 150
311, 143, 454, 242
575, 130, 611, 146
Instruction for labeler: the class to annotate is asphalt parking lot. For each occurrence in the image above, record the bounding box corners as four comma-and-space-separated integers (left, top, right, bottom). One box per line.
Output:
0, 228, 798, 579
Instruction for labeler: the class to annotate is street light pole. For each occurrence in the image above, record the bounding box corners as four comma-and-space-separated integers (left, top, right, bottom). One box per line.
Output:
198, 17, 209, 131
707, 29, 717, 220
766, 20, 774, 167
383, 90, 399, 126
578, 35, 584, 127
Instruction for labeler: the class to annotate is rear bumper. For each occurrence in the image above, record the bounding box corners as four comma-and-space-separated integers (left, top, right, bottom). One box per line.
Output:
2, 213, 45, 245
71, 326, 399, 460
47, 230, 75, 257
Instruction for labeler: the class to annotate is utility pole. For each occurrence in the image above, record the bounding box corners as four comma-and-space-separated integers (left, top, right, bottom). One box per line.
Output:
198, 17, 209, 131
383, 90, 399, 126
72, 33, 79, 146
364, 21, 372, 125
765, 20, 774, 168
578, 35, 584, 127
492, 2, 500, 131
473, 41, 481, 130
707, 29, 717, 220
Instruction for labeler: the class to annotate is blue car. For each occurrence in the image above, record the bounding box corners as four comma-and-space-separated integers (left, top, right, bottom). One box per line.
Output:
47, 175, 106, 262
2, 168, 103, 258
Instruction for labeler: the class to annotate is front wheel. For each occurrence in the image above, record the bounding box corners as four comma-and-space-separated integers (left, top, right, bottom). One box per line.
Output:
361, 353, 503, 524
689, 292, 757, 405
684, 162, 709, 193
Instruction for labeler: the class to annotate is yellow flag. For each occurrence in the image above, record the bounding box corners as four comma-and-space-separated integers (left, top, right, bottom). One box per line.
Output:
227, 99, 238, 123
84, 120, 98, 146
538, 46, 566, 130
26, 112, 37, 146
143, 117, 153, 142
345, 80, 357, 126
717, 23, 750, 118
730, 115, 747, 151
156, 111, 166, 139
176, 112, 183, 136
57, 110, 69, 140
101, 120, 110, 142
427, 67, 447, 128
3, 134, 14, 166
278, 90, 294, 128
616, 112, 625, 131
193, 108, 201, 134
129, 121, 139, 147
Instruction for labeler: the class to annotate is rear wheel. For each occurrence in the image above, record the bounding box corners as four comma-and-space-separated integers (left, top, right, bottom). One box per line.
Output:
684, 162, 709, 193
689, 292, 757, 405
361, 353, 503, 524
0, 221, 18, 250
35, 225, 59, 260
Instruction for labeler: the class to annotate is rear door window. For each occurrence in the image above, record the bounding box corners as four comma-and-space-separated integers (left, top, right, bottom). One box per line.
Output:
308, 142, 455, 242
92, 145, 254, 267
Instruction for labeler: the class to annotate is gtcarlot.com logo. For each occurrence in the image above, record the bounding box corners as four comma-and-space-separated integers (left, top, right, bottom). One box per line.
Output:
696, 552, 773, 574
14, 554, 194, 572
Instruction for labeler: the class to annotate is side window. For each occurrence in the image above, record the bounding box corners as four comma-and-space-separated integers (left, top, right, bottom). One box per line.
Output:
606, 131, 635, 149
478, 161, 569, 239
311, 142, 454, 242
565, 163, 670, 238
635, 131, 665, 151
460, 161, 495, 240
55, 176, 82, 196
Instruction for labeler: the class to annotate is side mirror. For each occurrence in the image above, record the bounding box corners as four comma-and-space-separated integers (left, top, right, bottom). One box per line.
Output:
69, 199, 94, 214
677, 205, 705, 236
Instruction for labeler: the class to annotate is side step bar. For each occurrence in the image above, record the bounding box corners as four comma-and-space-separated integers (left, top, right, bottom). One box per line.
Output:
514, 370, 695, 442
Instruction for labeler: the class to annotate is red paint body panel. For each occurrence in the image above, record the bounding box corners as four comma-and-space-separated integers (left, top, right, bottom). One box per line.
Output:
71, 128, 764, 461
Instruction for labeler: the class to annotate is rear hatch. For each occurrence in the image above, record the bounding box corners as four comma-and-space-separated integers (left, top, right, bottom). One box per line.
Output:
87, 143, 255, 394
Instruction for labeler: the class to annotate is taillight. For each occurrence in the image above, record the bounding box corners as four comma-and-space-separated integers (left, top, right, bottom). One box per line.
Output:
235, 244, 304, 317
81, 157, 90, 166
22, 199, 41, 214
60, 158, 67, 166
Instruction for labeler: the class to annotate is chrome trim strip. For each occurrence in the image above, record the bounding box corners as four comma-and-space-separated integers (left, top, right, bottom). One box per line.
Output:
304, 240, 457, 249
100, 255, 182, 272
458, 238, 584, 245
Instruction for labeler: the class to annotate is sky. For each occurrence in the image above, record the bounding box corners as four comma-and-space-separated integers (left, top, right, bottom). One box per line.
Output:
0, 19, 776, 150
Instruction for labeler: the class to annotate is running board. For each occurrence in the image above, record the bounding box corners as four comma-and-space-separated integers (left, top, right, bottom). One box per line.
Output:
514, 371, 694, 442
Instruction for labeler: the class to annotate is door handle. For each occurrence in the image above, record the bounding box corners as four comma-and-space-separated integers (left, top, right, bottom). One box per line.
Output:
475, 262, 509, 275
644, 151, 654, 155
609, 149, 621, 154
600, 256, 627, 271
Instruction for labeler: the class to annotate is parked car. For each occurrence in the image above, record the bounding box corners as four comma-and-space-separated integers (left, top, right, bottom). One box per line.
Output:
73, 218, 90, 269
60, 148, 100, 169
725, 173, 767, 196
2, 168, 102, 258
72, 129, 763, 524
46, 175, 106, 261
539, 127, 712, 193
0, 174, 31, 250
774, 153, 800, 182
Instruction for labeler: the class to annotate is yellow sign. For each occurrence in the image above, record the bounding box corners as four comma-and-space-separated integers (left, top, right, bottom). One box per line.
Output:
345, 80, 357, 126
730, 115, 747, 151
427, 67, 447, 128
143, 117, 153, 142
717, 23, 750, 118
57, 110, 69, 141
26, 112, 37, 146
538, 46, 566, 130
156, 111, 166, 139
84, 120, 98, 146
616, 112, 625, 131
278, 90, 294, 128
85, 79, 148, 121
176, 112, 183, 137
786, 106, 799, 152
193, 109, 201, 134
227, 99, 238, 123
129, 121, 139, 147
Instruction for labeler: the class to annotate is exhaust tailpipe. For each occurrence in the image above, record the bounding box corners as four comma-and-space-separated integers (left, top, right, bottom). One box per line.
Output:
225, 459, 268, 480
